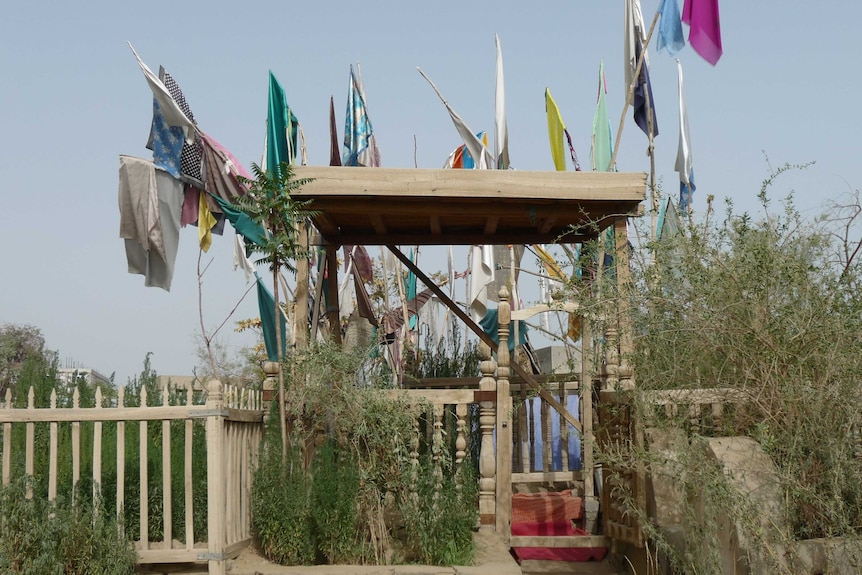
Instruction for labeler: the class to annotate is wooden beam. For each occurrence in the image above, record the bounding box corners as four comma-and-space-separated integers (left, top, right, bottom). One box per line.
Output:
430, 215, 441, 236
369, 214, 387, 234
293, 166, 647, 202
483, 215, 499, 235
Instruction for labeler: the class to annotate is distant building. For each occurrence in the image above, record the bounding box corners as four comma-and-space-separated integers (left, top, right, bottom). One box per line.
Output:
57, 367, 111, 388
156, 375, 205, 393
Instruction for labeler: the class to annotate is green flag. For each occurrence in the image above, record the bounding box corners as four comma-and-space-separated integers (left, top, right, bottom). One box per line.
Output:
255, 272, 287, 362
591, 61, 613, 173
266, 71, 299, 172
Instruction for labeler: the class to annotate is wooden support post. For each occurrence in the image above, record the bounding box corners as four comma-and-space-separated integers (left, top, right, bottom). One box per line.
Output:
295, 222, 309, 350
206, 379, 226, 575
326, 244, 342, 346
496, 287, 513, 537
477, 342, 497, 528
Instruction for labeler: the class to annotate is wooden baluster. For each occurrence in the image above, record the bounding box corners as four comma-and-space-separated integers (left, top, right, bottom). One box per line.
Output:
477, 342, 497, 529
496, 287, 513, 535
455, 403, 467, 468
518, 390, 530, 473
117, 387, 125, 532
542, 396, 551, 472
94, 386, 103, 509
49, 389, 58, 502
432, 404, 444, 501
527, 396, 536, 472
603, 326, 619, 392
409, 410, 420, 502
560, 382, 569, 471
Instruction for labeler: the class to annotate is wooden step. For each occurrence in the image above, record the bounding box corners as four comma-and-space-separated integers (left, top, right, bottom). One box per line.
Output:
510, 535, 608, 549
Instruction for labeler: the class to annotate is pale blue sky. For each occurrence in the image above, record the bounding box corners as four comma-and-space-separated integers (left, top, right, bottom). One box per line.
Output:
1, 1, 856, 384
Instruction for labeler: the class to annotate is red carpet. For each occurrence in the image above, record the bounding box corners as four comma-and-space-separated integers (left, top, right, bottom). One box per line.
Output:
511, 520, 607, 562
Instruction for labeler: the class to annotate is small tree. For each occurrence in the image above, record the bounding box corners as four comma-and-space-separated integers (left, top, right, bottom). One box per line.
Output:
236, 162, 314, 460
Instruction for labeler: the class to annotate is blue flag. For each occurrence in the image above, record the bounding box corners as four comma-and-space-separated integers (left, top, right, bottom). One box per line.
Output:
657, 0, 685, 55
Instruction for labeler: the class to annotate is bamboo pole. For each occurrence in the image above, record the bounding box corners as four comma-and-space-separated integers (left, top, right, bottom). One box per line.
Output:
609, 8, 661, 172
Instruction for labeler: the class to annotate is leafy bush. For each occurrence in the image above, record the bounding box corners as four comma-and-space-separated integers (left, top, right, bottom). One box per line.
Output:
251, 341, 477, 566
582, 167, 862, 571
0, 477, 136, 574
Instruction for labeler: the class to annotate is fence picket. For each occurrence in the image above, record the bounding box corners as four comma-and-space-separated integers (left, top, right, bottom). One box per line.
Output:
94, 386, 103, 507
162, 385, 172, 549
117, 387, 125, 530
26, 387, 34, 498
3, 389, 11, 486
185, 385, 194, 550
49, 389, 58, 502
72, 387, 80, 502
140, 386, 148, 551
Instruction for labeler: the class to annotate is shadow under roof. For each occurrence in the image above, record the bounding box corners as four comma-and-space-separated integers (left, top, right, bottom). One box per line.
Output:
291, 166, 646, 246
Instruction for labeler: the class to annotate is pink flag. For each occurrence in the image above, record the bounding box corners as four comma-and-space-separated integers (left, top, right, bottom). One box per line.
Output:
682, 0, 722, 65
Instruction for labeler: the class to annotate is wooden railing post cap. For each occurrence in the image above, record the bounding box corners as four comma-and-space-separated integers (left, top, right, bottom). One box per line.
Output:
497, 286, 510, 301
263, 362, 280, 377
207, 379, 224, 397
478, 342, 491, 360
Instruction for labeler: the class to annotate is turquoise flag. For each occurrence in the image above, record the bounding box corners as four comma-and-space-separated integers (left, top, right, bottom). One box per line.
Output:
591, 61, 613, 172
211, 195, 266, 247
255, 272, 287, 362
407, 249, 418, 330
266, 71, 298, 172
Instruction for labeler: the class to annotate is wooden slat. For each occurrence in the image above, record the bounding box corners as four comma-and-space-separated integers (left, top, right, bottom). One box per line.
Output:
71, 387, 80, 500
49, 389, 57, 501
94, 386, 103, 506
0, 406, 264, 424
510, 535, 608, 548
383, 389, 476, 405
25, 387, 34, 498
3, 389, 11, 486
185, 387, 194, 550
117, 387, 125, 529
162, 387, 172, 549
140, 387, 149, 551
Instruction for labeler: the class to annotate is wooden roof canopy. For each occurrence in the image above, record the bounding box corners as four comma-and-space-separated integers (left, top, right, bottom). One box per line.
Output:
292, 166, 647, 246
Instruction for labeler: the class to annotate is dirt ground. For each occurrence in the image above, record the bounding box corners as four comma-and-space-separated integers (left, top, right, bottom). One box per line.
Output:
227, 529, 522, 575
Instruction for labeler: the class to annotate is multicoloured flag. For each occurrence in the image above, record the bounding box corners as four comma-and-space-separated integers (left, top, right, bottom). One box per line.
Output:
682, 0, 723, 65
265, 71, 299, 172
343, 64, 381, 167
418, 67, 495, 170
443, 132, 488, 169
657, 0, 685, 55
675, 60, 696, 211
591, 62, 613, 173
494, 34, 509, 170
128, 43, 195, 143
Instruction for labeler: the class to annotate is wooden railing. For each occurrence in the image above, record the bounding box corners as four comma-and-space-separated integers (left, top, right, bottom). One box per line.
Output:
0, 379, 263, 575
641, 387, 749, 435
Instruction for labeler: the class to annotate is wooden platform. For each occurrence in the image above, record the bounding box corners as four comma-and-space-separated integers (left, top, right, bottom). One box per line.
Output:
292, 167, 646, 246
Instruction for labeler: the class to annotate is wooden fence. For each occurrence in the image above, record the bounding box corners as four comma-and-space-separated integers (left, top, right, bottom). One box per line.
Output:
0, 379, 263, 575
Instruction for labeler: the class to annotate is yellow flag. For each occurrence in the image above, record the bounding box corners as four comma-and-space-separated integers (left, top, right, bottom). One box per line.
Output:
198, 192, 216, 252
534, 244, 565, 282
545, 88, 566, 171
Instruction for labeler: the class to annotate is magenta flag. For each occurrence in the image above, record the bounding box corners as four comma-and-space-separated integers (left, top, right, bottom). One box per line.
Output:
682, 0, 722, 65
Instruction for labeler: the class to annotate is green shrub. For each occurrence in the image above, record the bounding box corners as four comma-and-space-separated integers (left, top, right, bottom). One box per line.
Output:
0, 477, 136, 574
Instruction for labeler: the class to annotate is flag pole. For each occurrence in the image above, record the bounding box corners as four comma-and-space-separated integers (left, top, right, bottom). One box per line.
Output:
609, 8, 661, 172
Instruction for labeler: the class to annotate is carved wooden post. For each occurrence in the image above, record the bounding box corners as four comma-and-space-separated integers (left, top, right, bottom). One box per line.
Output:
455, 403, 467, 468
603, 325, 619, 392
206, 379, 226, 575
477, 342, 497, 529
496, 287, 513, 536
432, 404, 444, 503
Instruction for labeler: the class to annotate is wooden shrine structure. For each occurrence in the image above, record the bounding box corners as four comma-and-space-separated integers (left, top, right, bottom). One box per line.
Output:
292, 166, 648, 547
